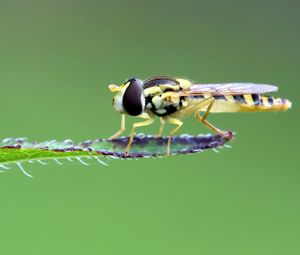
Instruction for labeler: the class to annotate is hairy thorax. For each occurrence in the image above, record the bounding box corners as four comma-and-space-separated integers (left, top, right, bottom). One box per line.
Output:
145, 91, 184, 117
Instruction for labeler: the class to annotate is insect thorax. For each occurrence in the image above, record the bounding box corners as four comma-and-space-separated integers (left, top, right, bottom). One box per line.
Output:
143, 77, 184, 117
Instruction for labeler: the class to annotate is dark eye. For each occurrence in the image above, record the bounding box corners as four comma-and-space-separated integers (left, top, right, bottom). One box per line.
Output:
122, 78, 144, 116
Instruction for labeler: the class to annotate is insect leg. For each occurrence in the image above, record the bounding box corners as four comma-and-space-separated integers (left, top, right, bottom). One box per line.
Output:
156, 117, 166, 137
109, 114, 125, 140
125, 114, 154, 156
164, 117, 183, 156
194, 97, 225, 134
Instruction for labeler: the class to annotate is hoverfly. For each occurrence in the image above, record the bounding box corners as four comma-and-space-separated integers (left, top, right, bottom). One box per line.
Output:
108, 76, 292, 156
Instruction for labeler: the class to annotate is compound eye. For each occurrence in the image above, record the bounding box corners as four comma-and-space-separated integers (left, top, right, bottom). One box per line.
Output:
122, 78, 143, 116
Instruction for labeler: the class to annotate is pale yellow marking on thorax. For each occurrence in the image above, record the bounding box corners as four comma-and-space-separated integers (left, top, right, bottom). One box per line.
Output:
160, 84, 180, 91
152, 96, 163, 109
156, 109, 167, 115
144, 86, 162, 97
176, 78, 192, 90
161, 92, 180, 105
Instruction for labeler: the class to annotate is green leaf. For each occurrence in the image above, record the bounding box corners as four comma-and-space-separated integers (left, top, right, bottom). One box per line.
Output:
0, 132, 233, 176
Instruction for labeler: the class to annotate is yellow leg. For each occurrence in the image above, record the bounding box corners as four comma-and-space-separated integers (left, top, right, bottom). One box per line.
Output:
156, 117, 166, 137
125, 115, 154, 156
194, 97, 225, 134
164, 117, 183, 156
109, 114, 125, 140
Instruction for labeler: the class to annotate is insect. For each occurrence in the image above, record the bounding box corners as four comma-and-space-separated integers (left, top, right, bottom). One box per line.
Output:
108, 76, 292, 156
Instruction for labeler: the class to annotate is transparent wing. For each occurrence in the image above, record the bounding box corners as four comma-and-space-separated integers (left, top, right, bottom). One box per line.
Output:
184, 83, 278, 95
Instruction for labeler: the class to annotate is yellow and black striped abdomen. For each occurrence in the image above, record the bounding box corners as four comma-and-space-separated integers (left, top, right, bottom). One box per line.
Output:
186, 94, 292, 113
214, 94, 291, 112
234, 94, 291, 112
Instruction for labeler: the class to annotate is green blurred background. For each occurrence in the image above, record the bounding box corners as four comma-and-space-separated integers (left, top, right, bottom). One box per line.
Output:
0, 0, 299, 254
